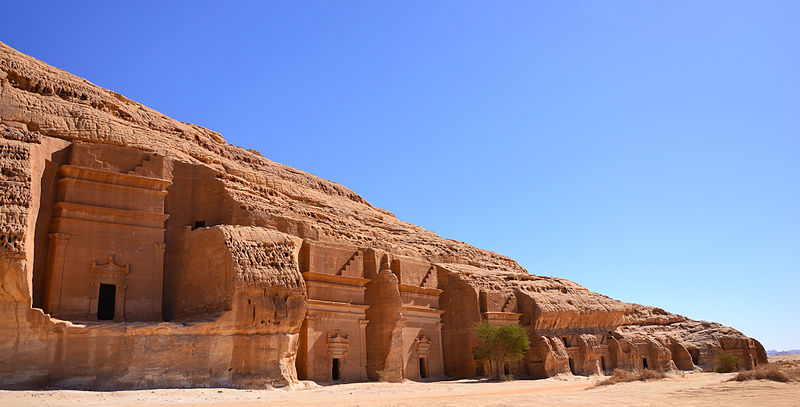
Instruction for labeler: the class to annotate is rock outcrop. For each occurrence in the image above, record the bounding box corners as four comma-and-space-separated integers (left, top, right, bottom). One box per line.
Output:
0, 41, 766, 389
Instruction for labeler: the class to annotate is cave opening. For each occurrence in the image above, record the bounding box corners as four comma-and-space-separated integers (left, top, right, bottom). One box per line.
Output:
568, 358, 576, 375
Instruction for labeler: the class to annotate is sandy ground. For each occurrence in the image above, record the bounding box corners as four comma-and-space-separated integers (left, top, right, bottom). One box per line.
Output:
2, 372, 799, 407
2, 356, 798, 407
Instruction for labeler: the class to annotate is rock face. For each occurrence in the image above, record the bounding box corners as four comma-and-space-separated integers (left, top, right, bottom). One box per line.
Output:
0, 41, 766, 389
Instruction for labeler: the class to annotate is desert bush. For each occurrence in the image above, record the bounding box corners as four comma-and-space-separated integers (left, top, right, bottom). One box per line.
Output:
733, 363, 800, 383
472, 322, 530, 381
594, 369, 667, 386
715, 351, 740, 373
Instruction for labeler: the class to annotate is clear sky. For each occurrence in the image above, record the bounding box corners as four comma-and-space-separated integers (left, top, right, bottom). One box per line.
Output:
2, 1, 797, 350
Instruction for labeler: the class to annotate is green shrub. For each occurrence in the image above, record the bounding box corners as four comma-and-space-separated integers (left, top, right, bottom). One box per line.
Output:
715, 351, 740, 373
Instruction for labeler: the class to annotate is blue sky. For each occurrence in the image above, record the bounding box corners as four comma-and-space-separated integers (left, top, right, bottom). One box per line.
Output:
3, 1, 797, 350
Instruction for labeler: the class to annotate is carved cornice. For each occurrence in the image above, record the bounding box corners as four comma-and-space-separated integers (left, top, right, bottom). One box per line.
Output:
398, 283, 442, 296
303, 271, 369, 287
482, 312, 523, 323
307, 299, 369, 314
58, 165, 171, 191
53, 202, 169, 228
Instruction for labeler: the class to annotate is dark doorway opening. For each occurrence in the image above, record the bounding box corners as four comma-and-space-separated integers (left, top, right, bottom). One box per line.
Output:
600, 356, 606, 372
419, 358, 427, 379
503, 364, 511, 375
562, 337, 569, 347
568, 358, 576, 375
193, 220, 206, 230
642, 357, 648, 369
331, 358, 340, 381
97, 284, 116, 320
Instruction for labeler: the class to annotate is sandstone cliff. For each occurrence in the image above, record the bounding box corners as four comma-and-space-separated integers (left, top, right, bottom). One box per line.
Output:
0, 41, 766, 389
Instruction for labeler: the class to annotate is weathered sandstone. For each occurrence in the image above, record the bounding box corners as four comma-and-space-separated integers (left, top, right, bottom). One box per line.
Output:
0, 41, 766, 389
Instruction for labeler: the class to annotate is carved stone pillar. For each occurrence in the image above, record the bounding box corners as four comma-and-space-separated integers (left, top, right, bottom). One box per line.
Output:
437, 321, 445, 373
359, 318, 369, 380
114, 282, 127, 321
152, 242, 166, 316
44, 233, 70, 315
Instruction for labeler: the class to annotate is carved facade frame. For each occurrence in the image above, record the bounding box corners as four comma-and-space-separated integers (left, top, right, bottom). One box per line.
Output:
87, 256, 129, 321
326, 329, 351, 381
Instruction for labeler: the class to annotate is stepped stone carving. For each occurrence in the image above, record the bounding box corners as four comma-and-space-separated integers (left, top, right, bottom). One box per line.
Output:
0, 40, 767, 390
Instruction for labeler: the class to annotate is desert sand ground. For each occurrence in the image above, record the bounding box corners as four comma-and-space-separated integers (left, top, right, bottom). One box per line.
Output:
2, 356, 798, 407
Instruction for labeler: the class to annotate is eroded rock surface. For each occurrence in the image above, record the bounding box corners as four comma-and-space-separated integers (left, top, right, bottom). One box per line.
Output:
0, 41, 766, 389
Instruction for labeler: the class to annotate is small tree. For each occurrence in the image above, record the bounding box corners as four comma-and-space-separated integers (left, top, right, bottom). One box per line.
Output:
473, 321, 531, 380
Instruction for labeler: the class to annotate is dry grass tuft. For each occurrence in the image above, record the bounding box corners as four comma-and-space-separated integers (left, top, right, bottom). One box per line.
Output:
733, 363, 800, 383
594, 369, 667, 386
